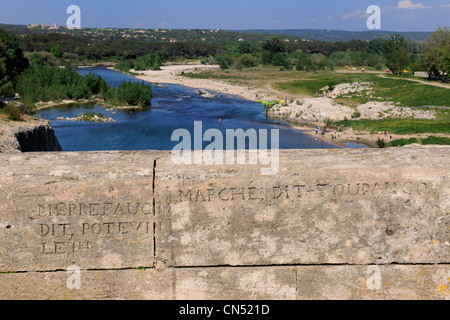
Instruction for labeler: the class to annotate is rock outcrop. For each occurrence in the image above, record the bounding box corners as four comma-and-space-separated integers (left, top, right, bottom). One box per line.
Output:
0, 120, 62, 153
265, 82, 437, 125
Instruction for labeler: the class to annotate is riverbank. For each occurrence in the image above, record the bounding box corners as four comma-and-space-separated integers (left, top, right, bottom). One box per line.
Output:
128, 65, 450, 149
130, 64, 282, 102
291, 124, 377, 148
294, 124, 450, 149
35, 65, 445, 150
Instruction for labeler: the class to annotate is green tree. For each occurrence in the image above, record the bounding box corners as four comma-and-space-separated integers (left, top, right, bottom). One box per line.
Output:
0, 28, 29, 87
271, 53, 291, 69
424, 26, 450, 81
215, 55, 233, 70
260, 37, 286, 55
368, 39, 386, 55
0, 81, 15, 97
114, 60, 135, 73
134, 51, 166, 71
383, 34, 410, 75
237, 41, 251, 54
442, 53, 450, 82
260, 37, 288, 66
296, 60, 304, 71
116, 80, 152, 107
51, 45, 63, 59
238, 54, 259, 68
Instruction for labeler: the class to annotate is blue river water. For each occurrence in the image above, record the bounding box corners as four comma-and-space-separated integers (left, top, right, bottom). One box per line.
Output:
37, 67, 368, 151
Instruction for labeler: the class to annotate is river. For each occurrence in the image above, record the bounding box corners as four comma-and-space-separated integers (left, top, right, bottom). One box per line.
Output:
37, 67, 367, 151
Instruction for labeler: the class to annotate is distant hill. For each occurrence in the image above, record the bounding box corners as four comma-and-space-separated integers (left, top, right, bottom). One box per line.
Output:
0, 22, 433, 43
0, 23, 27, 30
236, 29, 433, 42
0, 23, 306, 43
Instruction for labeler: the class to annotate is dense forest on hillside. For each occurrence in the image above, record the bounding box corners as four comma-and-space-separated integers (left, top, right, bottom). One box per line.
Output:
13, 30, 435, 76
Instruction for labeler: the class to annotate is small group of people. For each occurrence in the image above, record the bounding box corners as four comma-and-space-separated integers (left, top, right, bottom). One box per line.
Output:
316, 91, 333, 98
313, 125, 345, 143
384, 130, 393, 140
314, 126, 335, 140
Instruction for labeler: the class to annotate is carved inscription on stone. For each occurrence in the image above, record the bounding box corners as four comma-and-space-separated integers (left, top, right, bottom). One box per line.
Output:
156, 149, 448, 268
0, 152, 156, 272
36, 202, 152, 255
172, 181, 431, 204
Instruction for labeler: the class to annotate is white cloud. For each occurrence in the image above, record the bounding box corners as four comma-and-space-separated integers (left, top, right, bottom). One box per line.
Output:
397, 0, 431, 9
439, 3, 450, 7
342, 10, 368, 19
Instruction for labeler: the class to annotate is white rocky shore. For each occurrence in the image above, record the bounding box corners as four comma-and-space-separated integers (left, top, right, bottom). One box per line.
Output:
266, 82, 437, 124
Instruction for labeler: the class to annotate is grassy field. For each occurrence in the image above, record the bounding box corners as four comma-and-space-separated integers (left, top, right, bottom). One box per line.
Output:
334, 118, 450, 135
274, 73, 450, 107
185, 67, 450, 107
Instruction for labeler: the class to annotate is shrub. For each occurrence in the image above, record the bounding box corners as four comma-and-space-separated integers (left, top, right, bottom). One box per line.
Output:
4, 103, 23, 121
117, 80, 152, 107
421, 136, 450, 145
115, 60, 135, 73
18, 102, 35, 115
376, 138, 386, 148
51, 45, 63, 59
215, 55, 233, 70
387, 138, 419, 147
351, 111, 361, 119
271, 53, 291, 70
0, 82, 15, 97
373, 64, 382, 71
328, 81, 337, 92
134, 52, 165, 71
239, 54, 259, 68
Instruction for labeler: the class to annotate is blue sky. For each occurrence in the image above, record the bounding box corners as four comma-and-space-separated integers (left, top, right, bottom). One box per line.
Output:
0, 0, 449, 31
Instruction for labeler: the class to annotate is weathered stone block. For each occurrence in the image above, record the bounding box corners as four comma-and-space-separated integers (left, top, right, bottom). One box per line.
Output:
174, 267, 297, 300
0, 152, 156, 272
0, 269, 172, 300
0, 148, 448, 300
296, 265, 450, 300
155, 148, 449, 267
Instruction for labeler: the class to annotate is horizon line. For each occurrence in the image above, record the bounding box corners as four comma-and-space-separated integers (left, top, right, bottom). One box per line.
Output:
0, 22, 439, 34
